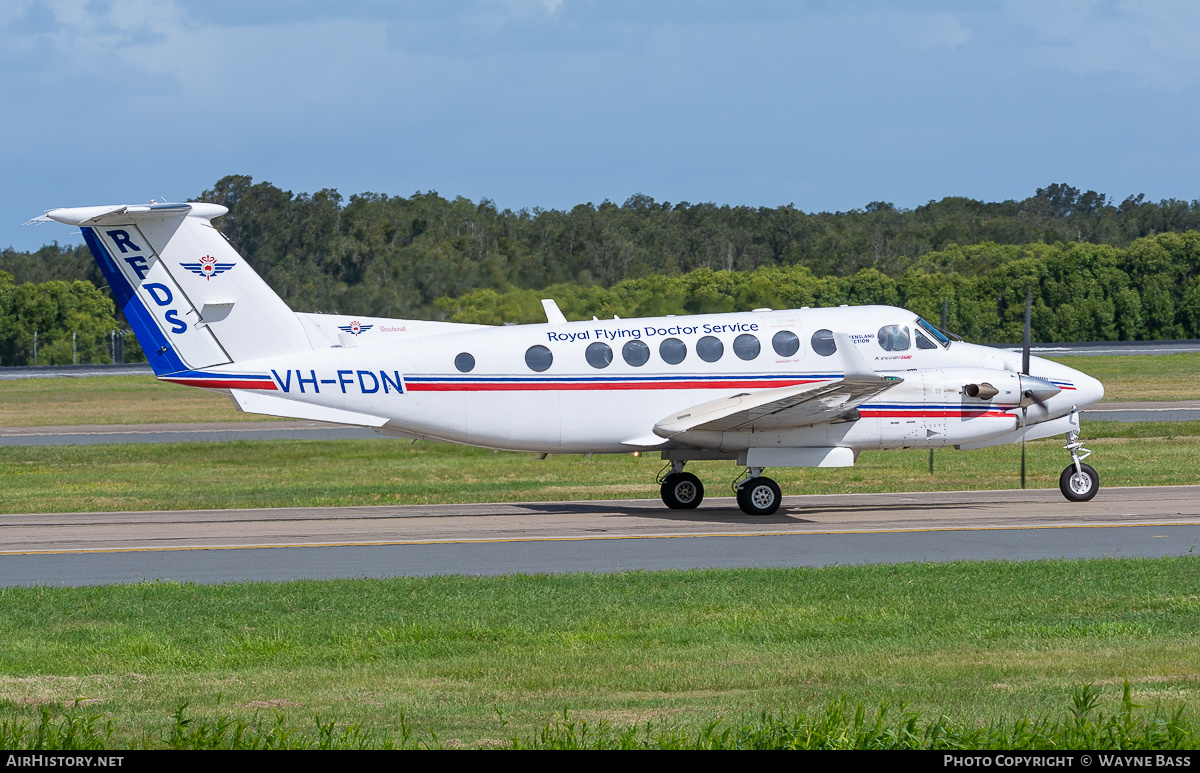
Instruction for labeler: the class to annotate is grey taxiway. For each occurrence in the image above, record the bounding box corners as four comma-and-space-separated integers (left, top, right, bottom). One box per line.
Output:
2, 486, 1197, 587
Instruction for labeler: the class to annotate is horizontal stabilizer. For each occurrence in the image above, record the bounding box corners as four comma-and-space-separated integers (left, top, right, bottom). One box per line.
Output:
230, 389, 389, 427
45, 202, 223, 226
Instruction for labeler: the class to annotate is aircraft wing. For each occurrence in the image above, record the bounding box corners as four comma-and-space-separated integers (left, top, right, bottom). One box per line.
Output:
652, 333, 903, 437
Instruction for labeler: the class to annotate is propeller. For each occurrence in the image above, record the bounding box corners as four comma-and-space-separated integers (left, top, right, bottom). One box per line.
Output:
1015, 290, 1060, 487
1021, 290, 1031, 488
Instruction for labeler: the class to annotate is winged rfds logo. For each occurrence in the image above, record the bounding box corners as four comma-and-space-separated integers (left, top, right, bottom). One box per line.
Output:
338, 320, 373, 336
180, 254, 235, 281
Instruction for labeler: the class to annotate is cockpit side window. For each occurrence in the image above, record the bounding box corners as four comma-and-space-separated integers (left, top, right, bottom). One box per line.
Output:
915, 317, 950, 348
915, 330, 937, 350
877, 325, 910, 351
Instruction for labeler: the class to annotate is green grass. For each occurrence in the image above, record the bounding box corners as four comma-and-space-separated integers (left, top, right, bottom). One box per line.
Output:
0, 375, 274, 427
1049, 353, 1200, 402
6, 685, 1197, 748
0, 421, 1197, 513
1, 560, 1198, 747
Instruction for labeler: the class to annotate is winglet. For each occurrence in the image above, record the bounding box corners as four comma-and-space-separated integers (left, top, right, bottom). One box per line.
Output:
832, 332, 878, 380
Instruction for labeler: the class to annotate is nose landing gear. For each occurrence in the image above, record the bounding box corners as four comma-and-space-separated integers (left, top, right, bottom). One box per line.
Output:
1059, 428, 1098, 502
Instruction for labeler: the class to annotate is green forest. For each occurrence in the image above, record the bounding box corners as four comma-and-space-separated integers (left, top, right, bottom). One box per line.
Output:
2, 176, 1199, 365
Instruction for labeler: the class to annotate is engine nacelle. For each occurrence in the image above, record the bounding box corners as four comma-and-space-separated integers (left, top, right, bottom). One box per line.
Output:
964, 382, 999, 400
935, 368, 1022, 407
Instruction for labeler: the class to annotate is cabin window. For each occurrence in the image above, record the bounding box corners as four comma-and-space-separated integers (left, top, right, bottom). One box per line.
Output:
454, 352, 475, 373
811, 329, 836, 356
915, 330, 938, 350
660, 337, 687, 365
585, 342, 613, 369
772, 330, 800, 357
733, 333, 761, 360
525, 345, 553, 372
877, 325, 910, 351
696, 336, 724, 362
622, 339, 650, 367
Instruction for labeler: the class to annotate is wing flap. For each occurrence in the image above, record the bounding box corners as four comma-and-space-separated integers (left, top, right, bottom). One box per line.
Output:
653, 333, 903, 437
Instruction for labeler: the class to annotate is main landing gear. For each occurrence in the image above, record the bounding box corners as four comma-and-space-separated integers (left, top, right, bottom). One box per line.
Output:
733, 468, 782, 516
1059, 429, 1099, 502
659, 461, 705, 510
657, 462, 782, 516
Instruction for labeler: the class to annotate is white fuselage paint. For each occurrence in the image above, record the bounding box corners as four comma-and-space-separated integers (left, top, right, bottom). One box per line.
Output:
192, 305, 1104, 458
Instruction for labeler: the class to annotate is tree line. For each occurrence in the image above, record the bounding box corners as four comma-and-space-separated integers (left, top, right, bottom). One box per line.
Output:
0, 272, 136, 366
1, 176, 1198, 365
439, 232, 1200, 343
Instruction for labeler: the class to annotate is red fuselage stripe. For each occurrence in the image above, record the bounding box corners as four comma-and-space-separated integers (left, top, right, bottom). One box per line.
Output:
404, 379, 815, 392
165, 379, 279, 390
860, 409, 1013, 419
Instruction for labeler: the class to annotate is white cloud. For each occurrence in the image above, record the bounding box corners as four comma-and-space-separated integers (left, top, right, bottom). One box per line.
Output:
1005, 0, 1200, 85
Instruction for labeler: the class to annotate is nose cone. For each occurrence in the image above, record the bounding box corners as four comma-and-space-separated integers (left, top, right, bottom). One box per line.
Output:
1026, 355, 1104, 413
1070, 370, 1105, 409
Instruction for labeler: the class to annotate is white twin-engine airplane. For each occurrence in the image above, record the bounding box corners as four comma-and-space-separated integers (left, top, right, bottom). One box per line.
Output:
41, 202, 1105, 515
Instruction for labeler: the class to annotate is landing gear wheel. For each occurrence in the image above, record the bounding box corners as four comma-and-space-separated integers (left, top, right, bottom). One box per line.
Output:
661, 472, 704, 509
736, 476, 781, 516
1059, 463, 1099, 502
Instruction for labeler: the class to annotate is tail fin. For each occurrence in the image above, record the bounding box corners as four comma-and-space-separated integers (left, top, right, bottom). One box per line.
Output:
47, 203, 310, 375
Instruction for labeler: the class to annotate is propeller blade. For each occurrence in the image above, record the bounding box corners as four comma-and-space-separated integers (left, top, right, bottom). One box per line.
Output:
1020, 405, 1027, 489
1022, 289, 1032, 376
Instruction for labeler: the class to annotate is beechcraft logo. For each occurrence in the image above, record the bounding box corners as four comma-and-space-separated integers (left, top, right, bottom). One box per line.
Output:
180, 254, 235, 281
338, 320, 373, 336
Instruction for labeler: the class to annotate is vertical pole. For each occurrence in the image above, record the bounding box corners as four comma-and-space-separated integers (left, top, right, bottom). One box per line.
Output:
33, 330, 38, 366
73, 331, 77, 365
110, 331, 115, 364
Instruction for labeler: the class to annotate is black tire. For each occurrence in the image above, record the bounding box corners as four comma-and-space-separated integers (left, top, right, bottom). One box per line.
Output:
736, 476, 781, 516
661, 472, 704, 509
1059, 463, 1099, 502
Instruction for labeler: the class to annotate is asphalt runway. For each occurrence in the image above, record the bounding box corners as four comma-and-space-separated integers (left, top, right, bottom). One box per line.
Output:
2, 486, 1197, 586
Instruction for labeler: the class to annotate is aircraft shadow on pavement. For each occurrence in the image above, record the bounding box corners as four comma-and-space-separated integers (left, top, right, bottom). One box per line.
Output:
516, 501, 815, 524
516, 498, 986, 524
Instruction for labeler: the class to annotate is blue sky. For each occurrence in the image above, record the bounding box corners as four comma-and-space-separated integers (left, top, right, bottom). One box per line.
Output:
4, 0, 1200, 251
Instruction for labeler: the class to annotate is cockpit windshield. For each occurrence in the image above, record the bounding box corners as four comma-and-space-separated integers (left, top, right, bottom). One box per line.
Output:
915, 317, 951, 348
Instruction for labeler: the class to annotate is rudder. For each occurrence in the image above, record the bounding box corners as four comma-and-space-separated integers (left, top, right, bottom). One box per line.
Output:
49, 203, 311, 375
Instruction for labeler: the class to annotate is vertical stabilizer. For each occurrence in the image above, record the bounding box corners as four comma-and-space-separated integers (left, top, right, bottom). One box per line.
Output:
47, 203, 311, 375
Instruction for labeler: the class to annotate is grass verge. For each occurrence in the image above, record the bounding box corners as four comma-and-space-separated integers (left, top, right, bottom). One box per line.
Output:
0, 376, 274, 427
1, 421, 1197, 514
1048, 353, 1200, 402
1, 560, 1198, 747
